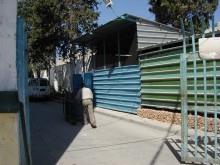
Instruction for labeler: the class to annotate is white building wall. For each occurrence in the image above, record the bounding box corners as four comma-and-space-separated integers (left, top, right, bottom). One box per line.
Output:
0, 1, 20, 165
46, 49, 94, 92
48, 59, 75, 92
75, 49, 93, 74
0, 0, 17, 91
40, 70, 49, 79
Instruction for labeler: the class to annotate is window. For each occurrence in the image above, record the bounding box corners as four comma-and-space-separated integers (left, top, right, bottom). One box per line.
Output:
40, 79, 48, 86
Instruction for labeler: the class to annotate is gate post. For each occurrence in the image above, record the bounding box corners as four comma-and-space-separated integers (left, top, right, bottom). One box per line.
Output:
180, 19, 188, 161
180, 51, 188, 161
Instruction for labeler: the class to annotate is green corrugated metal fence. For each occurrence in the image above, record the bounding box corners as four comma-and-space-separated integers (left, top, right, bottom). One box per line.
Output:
139, 44, 220, 110
140, 45, 191, 109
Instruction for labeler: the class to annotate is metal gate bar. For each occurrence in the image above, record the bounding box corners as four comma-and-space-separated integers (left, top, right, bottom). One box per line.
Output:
180, 16, 220, 164
212, 16, 218, 161
201, 16, 209, 161
180, 18, 188, 161
189, 18, 199, 159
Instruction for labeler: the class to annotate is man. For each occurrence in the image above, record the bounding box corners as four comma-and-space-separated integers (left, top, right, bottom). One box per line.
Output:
76, 83, 97, 128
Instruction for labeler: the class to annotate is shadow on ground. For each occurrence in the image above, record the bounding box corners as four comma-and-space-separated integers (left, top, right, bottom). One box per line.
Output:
165, 138, 220, 165
30, 101, 83, 165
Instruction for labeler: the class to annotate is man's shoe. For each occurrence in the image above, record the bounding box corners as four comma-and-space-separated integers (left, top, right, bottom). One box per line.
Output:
91, 125, 97, 128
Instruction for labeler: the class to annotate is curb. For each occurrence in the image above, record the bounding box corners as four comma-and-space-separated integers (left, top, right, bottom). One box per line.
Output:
94, 107, 182, 136
94, 108, 211, 138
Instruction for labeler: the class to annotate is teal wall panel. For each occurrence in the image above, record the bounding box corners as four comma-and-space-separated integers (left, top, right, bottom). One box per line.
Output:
93, 65, 141, 113
17, 17, 31, 165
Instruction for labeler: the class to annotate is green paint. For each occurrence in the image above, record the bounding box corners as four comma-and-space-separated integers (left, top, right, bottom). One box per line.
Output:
142, 99, 181, 108
140, 42, 220, 110
142, 80, 180, 85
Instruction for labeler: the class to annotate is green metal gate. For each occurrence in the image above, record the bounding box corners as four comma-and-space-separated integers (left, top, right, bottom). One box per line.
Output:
180, 16, 220, 164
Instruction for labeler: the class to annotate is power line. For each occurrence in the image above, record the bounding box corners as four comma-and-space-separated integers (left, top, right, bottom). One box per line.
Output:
110, 6, 119, 18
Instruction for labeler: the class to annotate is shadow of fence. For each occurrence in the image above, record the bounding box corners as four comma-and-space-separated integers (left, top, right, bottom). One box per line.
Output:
165, 137, 220, 165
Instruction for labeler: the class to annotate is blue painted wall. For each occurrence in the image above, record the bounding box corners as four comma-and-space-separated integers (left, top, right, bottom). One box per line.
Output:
93, 65, 141, 113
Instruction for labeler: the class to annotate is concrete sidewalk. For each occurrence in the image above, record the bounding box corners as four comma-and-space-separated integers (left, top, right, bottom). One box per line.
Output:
31, 101, 184, 165
51, 95, 205, 138
32, 101, 215, 165
94, 107, 212, 139
51, 95, 181, 134
94, 107, 182, 135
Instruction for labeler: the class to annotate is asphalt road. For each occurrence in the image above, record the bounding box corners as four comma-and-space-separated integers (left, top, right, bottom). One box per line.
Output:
30, 101, 199, 165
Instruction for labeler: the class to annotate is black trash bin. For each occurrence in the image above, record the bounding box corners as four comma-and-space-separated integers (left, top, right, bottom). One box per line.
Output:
63, 92, 83, 123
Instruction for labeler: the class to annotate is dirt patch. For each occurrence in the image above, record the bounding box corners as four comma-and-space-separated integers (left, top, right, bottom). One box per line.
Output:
137, 108, 220, 132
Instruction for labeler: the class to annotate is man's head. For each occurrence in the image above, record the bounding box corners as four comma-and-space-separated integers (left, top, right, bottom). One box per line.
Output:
81, 83, 86, 88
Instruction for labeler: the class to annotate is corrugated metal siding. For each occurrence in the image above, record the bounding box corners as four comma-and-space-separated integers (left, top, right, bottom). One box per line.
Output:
136, 22, 182, 49
185, 58, 220, 108
93, 65, 141, 113
140, 46, 188, 110
140, 45, 220, 110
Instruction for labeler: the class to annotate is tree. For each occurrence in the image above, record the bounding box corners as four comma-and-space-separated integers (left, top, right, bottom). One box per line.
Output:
148, 0, 218, 33
18, 0, 100, 75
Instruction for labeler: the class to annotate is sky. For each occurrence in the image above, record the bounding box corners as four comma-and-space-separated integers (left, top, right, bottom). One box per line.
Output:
97, 0, 220, 27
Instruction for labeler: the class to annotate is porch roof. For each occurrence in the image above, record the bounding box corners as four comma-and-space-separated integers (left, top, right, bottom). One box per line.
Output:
73, 13, 187, 49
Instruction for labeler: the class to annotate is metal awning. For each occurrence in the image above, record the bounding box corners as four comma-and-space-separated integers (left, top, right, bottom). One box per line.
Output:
73, 14, 136, 47
73, 13, 188, 49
